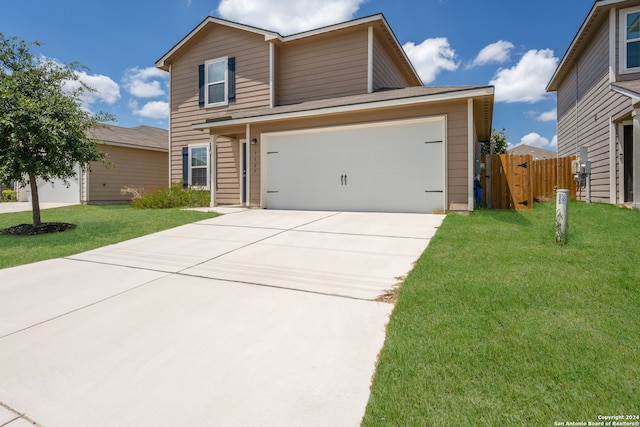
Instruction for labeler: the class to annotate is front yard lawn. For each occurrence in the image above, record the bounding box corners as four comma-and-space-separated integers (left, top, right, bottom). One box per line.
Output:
363, 202, 639, 426
0, 205, 218, 269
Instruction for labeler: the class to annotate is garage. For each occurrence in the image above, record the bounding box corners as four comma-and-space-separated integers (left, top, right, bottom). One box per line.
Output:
261, 117, 445, 213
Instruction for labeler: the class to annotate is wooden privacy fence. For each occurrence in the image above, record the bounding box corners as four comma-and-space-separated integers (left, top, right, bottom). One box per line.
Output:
480, 154, 576, 210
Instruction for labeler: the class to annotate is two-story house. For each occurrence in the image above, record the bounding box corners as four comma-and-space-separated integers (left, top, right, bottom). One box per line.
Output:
547, 0, 640, 209
156, 14, 494, 213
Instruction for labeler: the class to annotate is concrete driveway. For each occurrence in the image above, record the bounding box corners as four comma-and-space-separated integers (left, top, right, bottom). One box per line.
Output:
0, 202, 77, 214
0, 209, 444, 427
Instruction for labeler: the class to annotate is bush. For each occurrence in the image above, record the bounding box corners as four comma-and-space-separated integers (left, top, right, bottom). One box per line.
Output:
130, 184, 210, 209
1, 189, 17, 201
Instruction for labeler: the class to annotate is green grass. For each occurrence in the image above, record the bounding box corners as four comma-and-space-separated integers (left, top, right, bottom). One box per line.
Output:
363, 202, 640, 426
0, 204, 218, 269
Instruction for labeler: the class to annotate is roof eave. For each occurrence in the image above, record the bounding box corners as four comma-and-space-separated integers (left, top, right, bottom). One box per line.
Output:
547, 0, 621, 92
611, 83, 640, 103
192, 86, 494, 131
155, 16, 281, 70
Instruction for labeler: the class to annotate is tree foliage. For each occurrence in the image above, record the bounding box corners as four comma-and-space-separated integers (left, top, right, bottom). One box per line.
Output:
481, 128, 509, 155
0, 33, 114, 226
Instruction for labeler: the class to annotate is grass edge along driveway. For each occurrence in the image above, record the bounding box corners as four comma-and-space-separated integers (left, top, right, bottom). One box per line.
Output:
0, 204, 218, 269
363, 202, 639, 426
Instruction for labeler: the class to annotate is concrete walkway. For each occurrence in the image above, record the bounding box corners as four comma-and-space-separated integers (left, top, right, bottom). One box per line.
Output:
0, 209, 444, 426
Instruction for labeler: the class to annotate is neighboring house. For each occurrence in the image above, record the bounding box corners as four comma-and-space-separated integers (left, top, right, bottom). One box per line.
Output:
508, 144, 557, 160
547, 0, 640, 208
17, 124, 168, 204
155, 14, 494, 213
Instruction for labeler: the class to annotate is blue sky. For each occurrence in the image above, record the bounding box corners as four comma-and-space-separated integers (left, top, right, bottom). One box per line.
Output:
1, 0, 595, 150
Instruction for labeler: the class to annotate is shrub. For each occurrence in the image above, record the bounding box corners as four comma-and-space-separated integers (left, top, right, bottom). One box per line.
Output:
1, 189, 17, 201
130, 184, 210, 209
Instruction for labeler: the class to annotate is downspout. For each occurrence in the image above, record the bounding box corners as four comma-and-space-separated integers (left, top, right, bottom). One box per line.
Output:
367, 26, 373, 93
467, 99, 474, 211
269, 42, 275, 108
168, 64, 172, 188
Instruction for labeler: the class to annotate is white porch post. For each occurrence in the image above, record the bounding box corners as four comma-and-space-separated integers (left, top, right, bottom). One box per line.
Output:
634, 109, 640, 209
210, 133, 217, 208
246, 123, 251, 207
609, 118, 617, 204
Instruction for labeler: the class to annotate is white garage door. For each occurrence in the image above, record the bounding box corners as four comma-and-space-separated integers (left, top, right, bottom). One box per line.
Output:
26, 164, 81, 203
263, 117, 445, 213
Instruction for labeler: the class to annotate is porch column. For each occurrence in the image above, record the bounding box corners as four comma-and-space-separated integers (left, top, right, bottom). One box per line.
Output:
246, 123, 251, 207
633, 109, 640, 209
210, 133, 217, 208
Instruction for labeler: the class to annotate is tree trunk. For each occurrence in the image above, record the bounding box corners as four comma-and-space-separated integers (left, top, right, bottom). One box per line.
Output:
28, 172, 41, 226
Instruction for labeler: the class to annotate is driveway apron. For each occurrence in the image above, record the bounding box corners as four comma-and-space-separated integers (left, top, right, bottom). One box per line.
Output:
0, 209, 443, 427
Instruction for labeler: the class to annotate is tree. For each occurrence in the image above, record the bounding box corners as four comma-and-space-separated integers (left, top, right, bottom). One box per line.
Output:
0, 33, 113, 227
481, 128, 509, 155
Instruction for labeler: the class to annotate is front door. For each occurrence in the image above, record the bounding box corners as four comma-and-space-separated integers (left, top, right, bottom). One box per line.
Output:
624, 125, 634, 203
241, 142, 247, 204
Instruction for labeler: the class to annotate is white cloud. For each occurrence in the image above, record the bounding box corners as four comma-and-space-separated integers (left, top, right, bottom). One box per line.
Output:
536, 108, 557, 122
217, 0, 366, 34
124, 67, 167, 98
403, 38, 458, 84
520, 132, 558, 150
132, 100, 169, 119
468, 40, 514, 69
65, 70, 121, 107
490, 49, 558, 103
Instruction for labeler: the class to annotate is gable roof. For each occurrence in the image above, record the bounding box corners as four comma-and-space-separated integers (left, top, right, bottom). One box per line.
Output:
155, 14, 421, 85
88, 124, 168, 152
547, 0, 626, 91
508, 144, 557, 160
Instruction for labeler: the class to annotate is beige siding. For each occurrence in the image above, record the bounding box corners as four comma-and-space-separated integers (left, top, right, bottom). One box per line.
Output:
89, 146, 168, 203
240, 100, 470, 210
277, 29, 368, 105
557, 20, 631, 203
372, 32, 410, 90
169, 24, 271, 184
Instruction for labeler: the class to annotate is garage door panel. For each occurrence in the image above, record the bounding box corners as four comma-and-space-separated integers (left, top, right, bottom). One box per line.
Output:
264, 118, 445, 213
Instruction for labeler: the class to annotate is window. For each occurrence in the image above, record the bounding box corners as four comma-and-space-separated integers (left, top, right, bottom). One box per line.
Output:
188, 144, 210, 189
622, 7, 640, 72
205, 57, 228, 107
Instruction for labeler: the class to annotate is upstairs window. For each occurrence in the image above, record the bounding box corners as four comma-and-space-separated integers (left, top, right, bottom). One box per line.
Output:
199, 57, 236, 108
622, 7, 640, 72
205, 57, 228, 107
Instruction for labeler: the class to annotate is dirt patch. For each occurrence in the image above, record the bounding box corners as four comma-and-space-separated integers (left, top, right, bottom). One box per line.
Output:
375, 275, 406, 304
0, 222, 76, 236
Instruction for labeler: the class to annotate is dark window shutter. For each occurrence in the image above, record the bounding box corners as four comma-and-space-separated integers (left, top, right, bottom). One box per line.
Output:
182, 147, 189, 188
198, 64, 205, 108
228, 57, 236, 102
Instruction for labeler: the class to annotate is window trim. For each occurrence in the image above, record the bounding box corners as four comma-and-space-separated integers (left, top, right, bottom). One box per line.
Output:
620, 6, 640, 74
204, 56, 229, 108
188, 143, 210, 190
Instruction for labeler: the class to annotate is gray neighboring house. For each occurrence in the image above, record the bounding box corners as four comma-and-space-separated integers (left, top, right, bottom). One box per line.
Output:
508, 144, 557, 160
17, 124, 168, 204
547, 0, 640, 208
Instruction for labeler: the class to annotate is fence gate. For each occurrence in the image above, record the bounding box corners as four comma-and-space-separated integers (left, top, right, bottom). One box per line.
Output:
480, 154, 577, 210
481, 154, 533, 210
